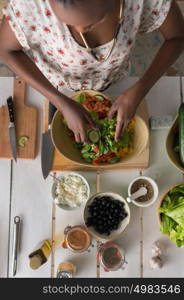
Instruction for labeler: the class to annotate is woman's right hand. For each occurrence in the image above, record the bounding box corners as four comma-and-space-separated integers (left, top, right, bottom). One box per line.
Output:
59, 96, 97, 143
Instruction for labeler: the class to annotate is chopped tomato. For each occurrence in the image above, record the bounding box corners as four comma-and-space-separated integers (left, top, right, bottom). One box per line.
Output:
93, 146, 99, 153
92, 152, 115, 165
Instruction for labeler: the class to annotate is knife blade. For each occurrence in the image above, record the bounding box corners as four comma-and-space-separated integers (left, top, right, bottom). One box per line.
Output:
7, 96, 17, 162
41, 102, 57, 179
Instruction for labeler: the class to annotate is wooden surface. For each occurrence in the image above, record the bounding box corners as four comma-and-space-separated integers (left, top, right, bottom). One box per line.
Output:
1, 77, 184, 279
44, 98, 149, 171
0, 78, 38, 159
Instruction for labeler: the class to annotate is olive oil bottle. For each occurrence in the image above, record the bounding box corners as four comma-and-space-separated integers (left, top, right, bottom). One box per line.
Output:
29, 239, 52, 270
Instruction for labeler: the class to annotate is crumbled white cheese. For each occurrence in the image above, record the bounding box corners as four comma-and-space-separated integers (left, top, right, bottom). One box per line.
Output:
54, 174, 89, 208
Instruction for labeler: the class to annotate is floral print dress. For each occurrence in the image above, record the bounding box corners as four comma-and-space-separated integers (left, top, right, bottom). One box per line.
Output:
3, 0, 172, 92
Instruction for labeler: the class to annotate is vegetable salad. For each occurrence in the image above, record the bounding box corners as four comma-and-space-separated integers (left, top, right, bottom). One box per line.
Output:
68, 92, 136, 165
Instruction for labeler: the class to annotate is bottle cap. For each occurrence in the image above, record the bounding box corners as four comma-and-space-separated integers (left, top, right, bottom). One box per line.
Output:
57, 271, 73, 278
29, 254, 42, 270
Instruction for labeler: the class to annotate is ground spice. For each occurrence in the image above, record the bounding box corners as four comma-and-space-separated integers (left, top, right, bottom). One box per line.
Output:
67, 228, 90, 251
131, 179, 154, 202
102, 247, 122, 268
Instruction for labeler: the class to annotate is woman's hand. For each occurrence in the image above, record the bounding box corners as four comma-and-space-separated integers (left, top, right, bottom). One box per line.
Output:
108, 86, 143, 141
60, 96, 97, 143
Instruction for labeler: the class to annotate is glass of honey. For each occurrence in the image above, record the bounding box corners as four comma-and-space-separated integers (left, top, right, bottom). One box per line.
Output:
63, 225, 92, 253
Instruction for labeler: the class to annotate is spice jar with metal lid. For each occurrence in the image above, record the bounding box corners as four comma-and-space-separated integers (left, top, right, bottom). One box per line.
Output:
57, 262, 76, 278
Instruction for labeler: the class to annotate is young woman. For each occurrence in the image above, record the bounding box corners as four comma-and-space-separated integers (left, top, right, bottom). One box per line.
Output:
0, 0, 184, 142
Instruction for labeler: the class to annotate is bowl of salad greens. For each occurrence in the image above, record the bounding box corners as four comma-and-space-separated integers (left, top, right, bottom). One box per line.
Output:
159, 184, 184, 248
51, 90, 149, 168
166, 104, 184, 173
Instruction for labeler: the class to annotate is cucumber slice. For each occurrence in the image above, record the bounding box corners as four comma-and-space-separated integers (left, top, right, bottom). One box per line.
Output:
94, 94, 106, 101
18, 136, 29, 147
87, 129, 100, 143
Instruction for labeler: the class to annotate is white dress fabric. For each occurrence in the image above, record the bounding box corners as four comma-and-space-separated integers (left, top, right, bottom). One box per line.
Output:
3, 0, 173, 91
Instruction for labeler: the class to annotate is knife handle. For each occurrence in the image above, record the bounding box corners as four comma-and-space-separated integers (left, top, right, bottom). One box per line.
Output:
7, 96, 15, 123
48, 102, 57, 126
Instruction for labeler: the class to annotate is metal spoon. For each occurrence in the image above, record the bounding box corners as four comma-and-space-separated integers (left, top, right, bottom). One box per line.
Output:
126, 187, 147, 203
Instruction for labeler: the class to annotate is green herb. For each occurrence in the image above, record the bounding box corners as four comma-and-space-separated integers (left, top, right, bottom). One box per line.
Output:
76, 93, 86, 104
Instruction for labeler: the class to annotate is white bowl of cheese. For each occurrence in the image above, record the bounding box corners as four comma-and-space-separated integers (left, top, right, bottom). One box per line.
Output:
51, 172, 90, 210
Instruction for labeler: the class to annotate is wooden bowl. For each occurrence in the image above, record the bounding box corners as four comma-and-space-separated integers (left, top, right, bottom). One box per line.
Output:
51, 90, 149, 168
83, 192, 130, 241
166, 115, 184, 173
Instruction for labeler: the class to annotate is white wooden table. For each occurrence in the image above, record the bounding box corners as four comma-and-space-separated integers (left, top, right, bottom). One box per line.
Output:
0, 76, 183, 278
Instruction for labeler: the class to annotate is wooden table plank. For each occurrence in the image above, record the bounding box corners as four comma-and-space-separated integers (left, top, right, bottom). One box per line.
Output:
142, 77, 183, 277
0, 78, 13, 277
99, 170, 141, 278
54, 171, 97, 278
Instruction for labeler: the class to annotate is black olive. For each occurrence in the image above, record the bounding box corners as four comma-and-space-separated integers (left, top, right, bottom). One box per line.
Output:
113, 224, 119, 230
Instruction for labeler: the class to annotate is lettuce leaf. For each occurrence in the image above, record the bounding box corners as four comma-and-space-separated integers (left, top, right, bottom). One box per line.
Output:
159, 185, 184, 247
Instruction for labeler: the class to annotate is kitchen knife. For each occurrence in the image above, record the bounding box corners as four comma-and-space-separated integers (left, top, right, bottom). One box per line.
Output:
41, 102, 57, 179
7, 96, 17, 162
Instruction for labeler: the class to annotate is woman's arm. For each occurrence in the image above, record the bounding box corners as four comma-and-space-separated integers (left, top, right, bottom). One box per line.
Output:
109, 0, 184, 141
0, 18, 95, 142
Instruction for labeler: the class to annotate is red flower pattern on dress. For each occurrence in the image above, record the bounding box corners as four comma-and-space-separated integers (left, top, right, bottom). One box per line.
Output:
58, 49, 65, 55
58, 81, 65, 86
45, 9, 52, 17
80, 60, 87, 65
31, 25, 36, 31
16, 11, 21, 17
44, 27, 51, 33
5, 15, 11, 21
2, 0, 172, 91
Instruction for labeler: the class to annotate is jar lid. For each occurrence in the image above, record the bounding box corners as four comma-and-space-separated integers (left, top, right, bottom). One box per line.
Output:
57, 271, 73, 278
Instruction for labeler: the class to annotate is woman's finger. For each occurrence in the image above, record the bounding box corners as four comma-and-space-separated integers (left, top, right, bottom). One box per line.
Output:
79, 127, 89, 144
108, 105, 117, 120
115, 115, 124, 142
85, 112, 98, 129
74, 132, 81, 143
122, 119, 130, 133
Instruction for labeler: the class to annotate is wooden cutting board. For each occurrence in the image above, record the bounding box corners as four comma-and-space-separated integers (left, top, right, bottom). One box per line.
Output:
44, 99, 149, 171
0, 78, 38, 159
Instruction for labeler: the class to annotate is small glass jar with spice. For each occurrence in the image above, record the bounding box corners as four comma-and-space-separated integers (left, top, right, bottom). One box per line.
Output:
97, 241, 127, 272
62, 225, 92, 253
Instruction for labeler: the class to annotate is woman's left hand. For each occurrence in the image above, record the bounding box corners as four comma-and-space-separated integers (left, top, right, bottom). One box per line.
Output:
108, 86, 143, 141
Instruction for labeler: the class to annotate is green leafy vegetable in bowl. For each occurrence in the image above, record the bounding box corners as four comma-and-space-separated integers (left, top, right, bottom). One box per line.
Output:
159, 184, 184, 247
64, 92, 136, 166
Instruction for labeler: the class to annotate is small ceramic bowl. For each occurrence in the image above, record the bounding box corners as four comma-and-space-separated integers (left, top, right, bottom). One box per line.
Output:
83, 192, 130, 240
51, 172, 90, 211
128, 176, 159, 208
